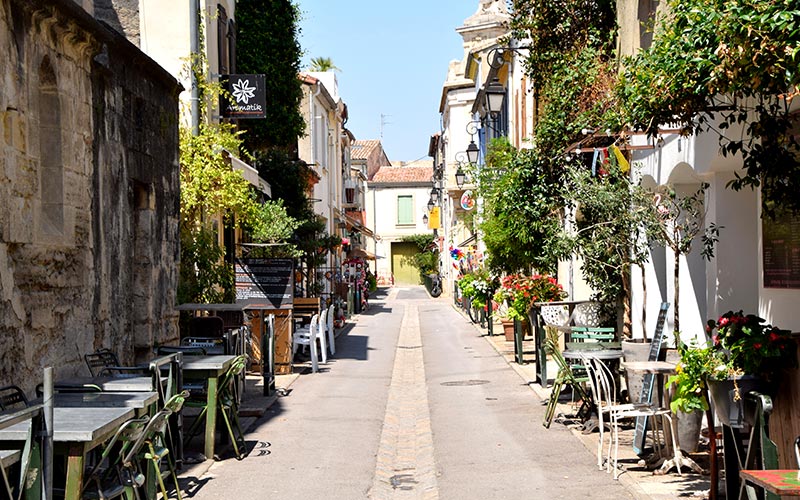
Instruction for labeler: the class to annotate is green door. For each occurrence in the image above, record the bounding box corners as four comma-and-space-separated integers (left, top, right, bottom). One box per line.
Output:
391, 242, 420, 285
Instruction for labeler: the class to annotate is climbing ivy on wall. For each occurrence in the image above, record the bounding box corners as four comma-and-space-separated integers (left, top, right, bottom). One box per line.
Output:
236, 0, 306, 152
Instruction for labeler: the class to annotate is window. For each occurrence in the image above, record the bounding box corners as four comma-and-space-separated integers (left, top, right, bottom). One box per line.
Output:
397, 195, 414, 225
38, 55, 63, 237
217, 5, 228, 74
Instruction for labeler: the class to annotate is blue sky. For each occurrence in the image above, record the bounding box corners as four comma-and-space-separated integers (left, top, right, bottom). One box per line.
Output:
296, 0, 479, 162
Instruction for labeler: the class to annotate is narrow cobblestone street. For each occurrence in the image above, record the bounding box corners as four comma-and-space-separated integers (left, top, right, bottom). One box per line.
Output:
184, 287, 633, 499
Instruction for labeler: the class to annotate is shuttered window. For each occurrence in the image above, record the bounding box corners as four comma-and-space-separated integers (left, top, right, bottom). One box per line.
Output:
397, 195, 414, 225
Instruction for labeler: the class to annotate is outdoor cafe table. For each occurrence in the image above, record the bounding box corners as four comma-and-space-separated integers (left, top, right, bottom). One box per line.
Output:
57, 375, 162, 392
52, 391, 158, 417
182, 355, 236, 460
0, 406, 135, 500
621, 361, 704, 475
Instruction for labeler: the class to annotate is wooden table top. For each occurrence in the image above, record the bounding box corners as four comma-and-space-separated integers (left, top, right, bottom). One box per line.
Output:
740, 470, 800, 495
0, 407, 134, 443
621, 361, 677, 374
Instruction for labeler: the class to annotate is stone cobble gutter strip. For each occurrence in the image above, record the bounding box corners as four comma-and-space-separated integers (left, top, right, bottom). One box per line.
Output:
370, 303, 439, 499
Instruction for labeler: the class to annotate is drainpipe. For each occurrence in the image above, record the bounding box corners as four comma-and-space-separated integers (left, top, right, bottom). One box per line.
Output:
190, 0, 200, 135
310, 81, 322, 167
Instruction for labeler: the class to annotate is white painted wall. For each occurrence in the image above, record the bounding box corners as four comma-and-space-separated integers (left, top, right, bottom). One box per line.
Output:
369, 185, 432, 283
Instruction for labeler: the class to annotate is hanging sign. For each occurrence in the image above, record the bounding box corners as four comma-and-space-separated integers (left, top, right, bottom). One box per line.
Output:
428, 207, 441, 229
460, 190, 475, 211
220, 74, 266, 119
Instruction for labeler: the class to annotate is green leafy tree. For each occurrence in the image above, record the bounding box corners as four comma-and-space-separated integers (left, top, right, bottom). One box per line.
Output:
470, 139, 570, 275
236, 0, 305, 152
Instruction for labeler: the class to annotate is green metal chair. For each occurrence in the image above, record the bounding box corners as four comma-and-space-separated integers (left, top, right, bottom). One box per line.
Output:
543, 327, 591, 428
141, 409, 183, 500
184, 355, 248, 460
81, 415, 150, 500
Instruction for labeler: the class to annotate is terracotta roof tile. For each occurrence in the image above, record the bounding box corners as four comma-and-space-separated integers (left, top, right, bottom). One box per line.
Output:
371, 166, 431, 184
351, 139, 381, 160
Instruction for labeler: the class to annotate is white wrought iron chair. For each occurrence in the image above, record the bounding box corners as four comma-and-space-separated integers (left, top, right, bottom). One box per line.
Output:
292, 314, 320, 373
582, 355, 678, 479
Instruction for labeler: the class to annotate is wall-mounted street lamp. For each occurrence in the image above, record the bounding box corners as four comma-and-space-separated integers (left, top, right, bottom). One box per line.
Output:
422, 213, 429, 225
466, 141, 480, 164
430, 188, 440, 204
485, 78, 506, 117
427, 197, 435, 212
455, 166, 466, 188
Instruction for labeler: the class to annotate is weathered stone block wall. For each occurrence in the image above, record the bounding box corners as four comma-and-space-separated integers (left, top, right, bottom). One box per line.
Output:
0, 0, 180, 393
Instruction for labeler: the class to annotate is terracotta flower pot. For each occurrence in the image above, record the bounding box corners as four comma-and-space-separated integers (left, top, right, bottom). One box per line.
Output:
501, 320, 515, 341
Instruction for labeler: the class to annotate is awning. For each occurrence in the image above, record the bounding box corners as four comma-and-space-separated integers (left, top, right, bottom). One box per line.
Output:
224, 150, 272, 197
349, 248, 376, 260
344, 212, 376, 239
458, 234, 477, 247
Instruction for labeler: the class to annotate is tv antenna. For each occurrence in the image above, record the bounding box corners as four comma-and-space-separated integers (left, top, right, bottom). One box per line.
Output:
380, 113, 392, 139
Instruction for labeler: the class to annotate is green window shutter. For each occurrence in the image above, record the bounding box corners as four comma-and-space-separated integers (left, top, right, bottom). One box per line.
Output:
397, 195, 413, 225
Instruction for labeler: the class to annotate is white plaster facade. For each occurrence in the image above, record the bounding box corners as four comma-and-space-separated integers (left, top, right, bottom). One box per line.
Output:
367, 160, 434, 285
614, 0, 800, 341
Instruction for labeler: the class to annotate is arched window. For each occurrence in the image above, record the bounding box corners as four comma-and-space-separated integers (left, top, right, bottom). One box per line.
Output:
38, 55, 63, 237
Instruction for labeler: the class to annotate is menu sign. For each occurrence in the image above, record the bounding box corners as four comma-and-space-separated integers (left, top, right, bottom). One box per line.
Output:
762, 211, 800, 289
235, 258, 294, 308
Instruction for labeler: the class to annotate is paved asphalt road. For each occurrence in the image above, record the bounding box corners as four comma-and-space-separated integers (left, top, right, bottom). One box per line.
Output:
187, 287, 633, 499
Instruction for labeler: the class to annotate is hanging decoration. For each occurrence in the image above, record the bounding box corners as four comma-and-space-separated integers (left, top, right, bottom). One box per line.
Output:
460, 190, 476, 211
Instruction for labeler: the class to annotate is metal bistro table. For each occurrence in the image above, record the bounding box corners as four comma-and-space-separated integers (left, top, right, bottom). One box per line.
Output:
57, 375, 162, 393
182, 355, 236, 460
0, 406, 135, 500
52, 391, 158, 417
622, 361, 704, 475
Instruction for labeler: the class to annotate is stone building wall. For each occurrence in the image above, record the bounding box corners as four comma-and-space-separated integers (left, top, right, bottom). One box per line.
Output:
0, 0, 180, 392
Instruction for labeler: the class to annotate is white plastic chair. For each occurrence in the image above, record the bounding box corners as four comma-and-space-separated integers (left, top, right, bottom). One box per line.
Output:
316, 307, 329, 364
292, 314, 320, 373
582, 355, 678, 479
326, 304, 336, 356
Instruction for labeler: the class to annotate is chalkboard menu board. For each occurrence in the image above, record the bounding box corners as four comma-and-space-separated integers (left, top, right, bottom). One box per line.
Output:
235, 258, 294, 308
763, 211, 800, 289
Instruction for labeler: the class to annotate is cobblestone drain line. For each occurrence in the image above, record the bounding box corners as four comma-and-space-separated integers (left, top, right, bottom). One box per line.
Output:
369, 303, 439, 500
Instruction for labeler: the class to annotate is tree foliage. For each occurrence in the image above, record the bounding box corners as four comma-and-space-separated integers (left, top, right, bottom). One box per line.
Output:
309, 57, 340, 72
400, 234, 439, 278
619, 0, 800, 215
236, 0, 306, 151
471, 139, 571, 274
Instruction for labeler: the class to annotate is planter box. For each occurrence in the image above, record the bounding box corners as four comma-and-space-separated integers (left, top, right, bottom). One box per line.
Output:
707, 376, 771, 428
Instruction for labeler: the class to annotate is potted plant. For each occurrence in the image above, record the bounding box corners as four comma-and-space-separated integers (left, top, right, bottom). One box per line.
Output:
672, 311, 796, 428
704, 310, 796, 426
666, 343, 717, 451
493, 274, 566, 341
